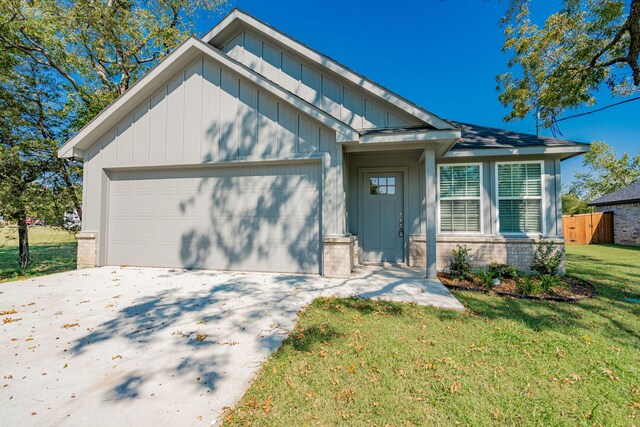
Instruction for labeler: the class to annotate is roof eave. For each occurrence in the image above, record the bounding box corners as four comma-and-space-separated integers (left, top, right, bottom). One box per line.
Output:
343, 129, 461, 157
445, 144, 590, 159
589, 198, 640, 206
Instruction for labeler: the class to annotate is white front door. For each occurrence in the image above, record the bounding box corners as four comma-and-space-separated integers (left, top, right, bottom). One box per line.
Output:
361, 172, 404, 263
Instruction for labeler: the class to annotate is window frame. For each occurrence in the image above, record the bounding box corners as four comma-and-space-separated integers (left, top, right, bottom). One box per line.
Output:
437, 162, 484, 235
495, 160, 546, 236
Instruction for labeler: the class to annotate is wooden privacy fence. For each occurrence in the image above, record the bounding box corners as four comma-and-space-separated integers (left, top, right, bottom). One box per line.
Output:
562, 212, 614, 245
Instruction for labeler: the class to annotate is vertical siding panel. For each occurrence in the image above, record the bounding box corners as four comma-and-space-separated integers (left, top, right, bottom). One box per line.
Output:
388, 112, 410, 127
84, 143, 102, 230
298, 115, 319, 153
257, 91, 278, 156
183, 58, 203, 160
116, 114, 134, 162
364, 99, 387, 128
321, 75, 341, 119
278, 103, 297, 155
342, 87, 364, 128
219, 68, 239, 158
300, 64, 321, 102
262, 42, 281, 84
281, 52, 301, 93
166, 71, 185, 161
202, 59, 221, 161
544, 159, 554, 235
132, 101, 150, 161
244, 31, 263, 75
149, 87, 168, 162
224, 31, 244, 61
100, 128, 117, 165
238, 80, 258, 156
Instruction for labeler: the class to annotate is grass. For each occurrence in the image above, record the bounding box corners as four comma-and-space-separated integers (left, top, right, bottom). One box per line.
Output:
0, 226, 77, 282
224, 244, 640, 426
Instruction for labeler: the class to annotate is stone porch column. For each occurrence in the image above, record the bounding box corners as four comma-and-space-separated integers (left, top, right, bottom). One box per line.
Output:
424, 148, 437, 279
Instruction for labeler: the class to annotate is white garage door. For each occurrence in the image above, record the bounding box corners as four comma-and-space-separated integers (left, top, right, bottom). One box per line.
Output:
106, 163, 321, 273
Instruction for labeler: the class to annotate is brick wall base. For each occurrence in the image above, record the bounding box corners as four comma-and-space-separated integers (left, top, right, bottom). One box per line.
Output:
596, 203, 640, 246
409, 235, 565, 274
76, 232, 98, 269
323, 235, 356, 278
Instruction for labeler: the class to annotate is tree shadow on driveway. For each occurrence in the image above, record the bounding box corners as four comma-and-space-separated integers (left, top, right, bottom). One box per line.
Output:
69, 270, 330, 401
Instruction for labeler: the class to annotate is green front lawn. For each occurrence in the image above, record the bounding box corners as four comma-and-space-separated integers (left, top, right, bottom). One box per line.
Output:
225, 244, 640, 426
0, 226, 77, 282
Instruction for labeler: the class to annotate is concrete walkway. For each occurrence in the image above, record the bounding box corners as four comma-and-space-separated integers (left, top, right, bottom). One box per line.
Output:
0, 266, 462, 426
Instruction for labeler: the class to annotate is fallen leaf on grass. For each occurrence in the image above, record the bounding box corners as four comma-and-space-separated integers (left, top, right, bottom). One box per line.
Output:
62, 323, 79, 329
3, 317, 22, 324
562, 374, 581, 384
0, 309, 17, 315
450, 382, 461, 393
262, 395, 273, 415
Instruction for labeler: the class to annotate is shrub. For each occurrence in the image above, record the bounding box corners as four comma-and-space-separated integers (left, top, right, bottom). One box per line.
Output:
449, 245, 471, 279
475, 269, 495, 289
538, 274, 561, 293
531, 235, 564, 275
488, 262, 519, 279
517, 276, 540, 295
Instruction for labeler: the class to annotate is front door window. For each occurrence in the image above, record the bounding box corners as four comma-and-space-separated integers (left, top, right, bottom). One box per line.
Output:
369, 176, 396, 195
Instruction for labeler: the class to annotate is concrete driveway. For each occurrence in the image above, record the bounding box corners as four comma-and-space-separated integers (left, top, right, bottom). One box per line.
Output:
0, 266, 462, 426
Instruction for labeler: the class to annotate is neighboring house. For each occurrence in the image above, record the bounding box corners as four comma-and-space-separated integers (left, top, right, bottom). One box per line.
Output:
58, 9, 589, 278
589, 181, 640, 246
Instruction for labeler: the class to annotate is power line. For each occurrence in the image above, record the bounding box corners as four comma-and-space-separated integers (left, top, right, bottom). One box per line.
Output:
555, 96, 640, 123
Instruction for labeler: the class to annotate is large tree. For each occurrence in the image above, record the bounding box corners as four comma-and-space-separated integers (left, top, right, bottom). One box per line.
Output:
0, 0, 227, 267
498, 0, 640, 127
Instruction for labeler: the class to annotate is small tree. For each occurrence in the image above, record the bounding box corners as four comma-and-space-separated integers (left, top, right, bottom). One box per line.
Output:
531, 236, 565, 276
570, 141, 640, 202
561, 192, 592, 215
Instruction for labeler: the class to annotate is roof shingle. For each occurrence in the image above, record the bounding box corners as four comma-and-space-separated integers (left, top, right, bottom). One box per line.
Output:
589, 181, 640, 206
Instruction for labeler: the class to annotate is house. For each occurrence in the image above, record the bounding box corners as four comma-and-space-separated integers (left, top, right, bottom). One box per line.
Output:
589, 181, 640, 246
58, 9, 589, 278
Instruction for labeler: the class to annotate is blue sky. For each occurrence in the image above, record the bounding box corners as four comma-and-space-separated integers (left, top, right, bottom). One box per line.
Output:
196, 0, 639, 187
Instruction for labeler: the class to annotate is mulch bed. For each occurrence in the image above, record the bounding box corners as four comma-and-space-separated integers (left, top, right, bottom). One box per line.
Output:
438, 273, 595, 302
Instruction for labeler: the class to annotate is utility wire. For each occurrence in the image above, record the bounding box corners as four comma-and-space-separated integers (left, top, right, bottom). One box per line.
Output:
555, 96, 640, 123
546, 95, 640, 138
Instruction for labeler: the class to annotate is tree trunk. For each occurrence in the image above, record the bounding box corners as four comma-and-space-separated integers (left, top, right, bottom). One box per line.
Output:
17, 214, 30, 268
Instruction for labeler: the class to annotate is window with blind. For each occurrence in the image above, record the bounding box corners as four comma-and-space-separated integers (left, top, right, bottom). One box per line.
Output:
438, 164, 481, 233
497, 162, 543, 233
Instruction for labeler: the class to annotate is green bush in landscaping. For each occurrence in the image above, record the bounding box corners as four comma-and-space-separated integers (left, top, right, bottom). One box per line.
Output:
449, 244, 471, 279
516, 275, 540, 295
531, 235, 564, 275
487, 262, 519, 279
475, 269, 495, 289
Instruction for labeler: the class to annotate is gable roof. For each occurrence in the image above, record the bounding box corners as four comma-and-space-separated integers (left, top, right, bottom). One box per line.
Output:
58, 37, 359, 159
202, 8, 454, 130
589, 181, 640, 206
